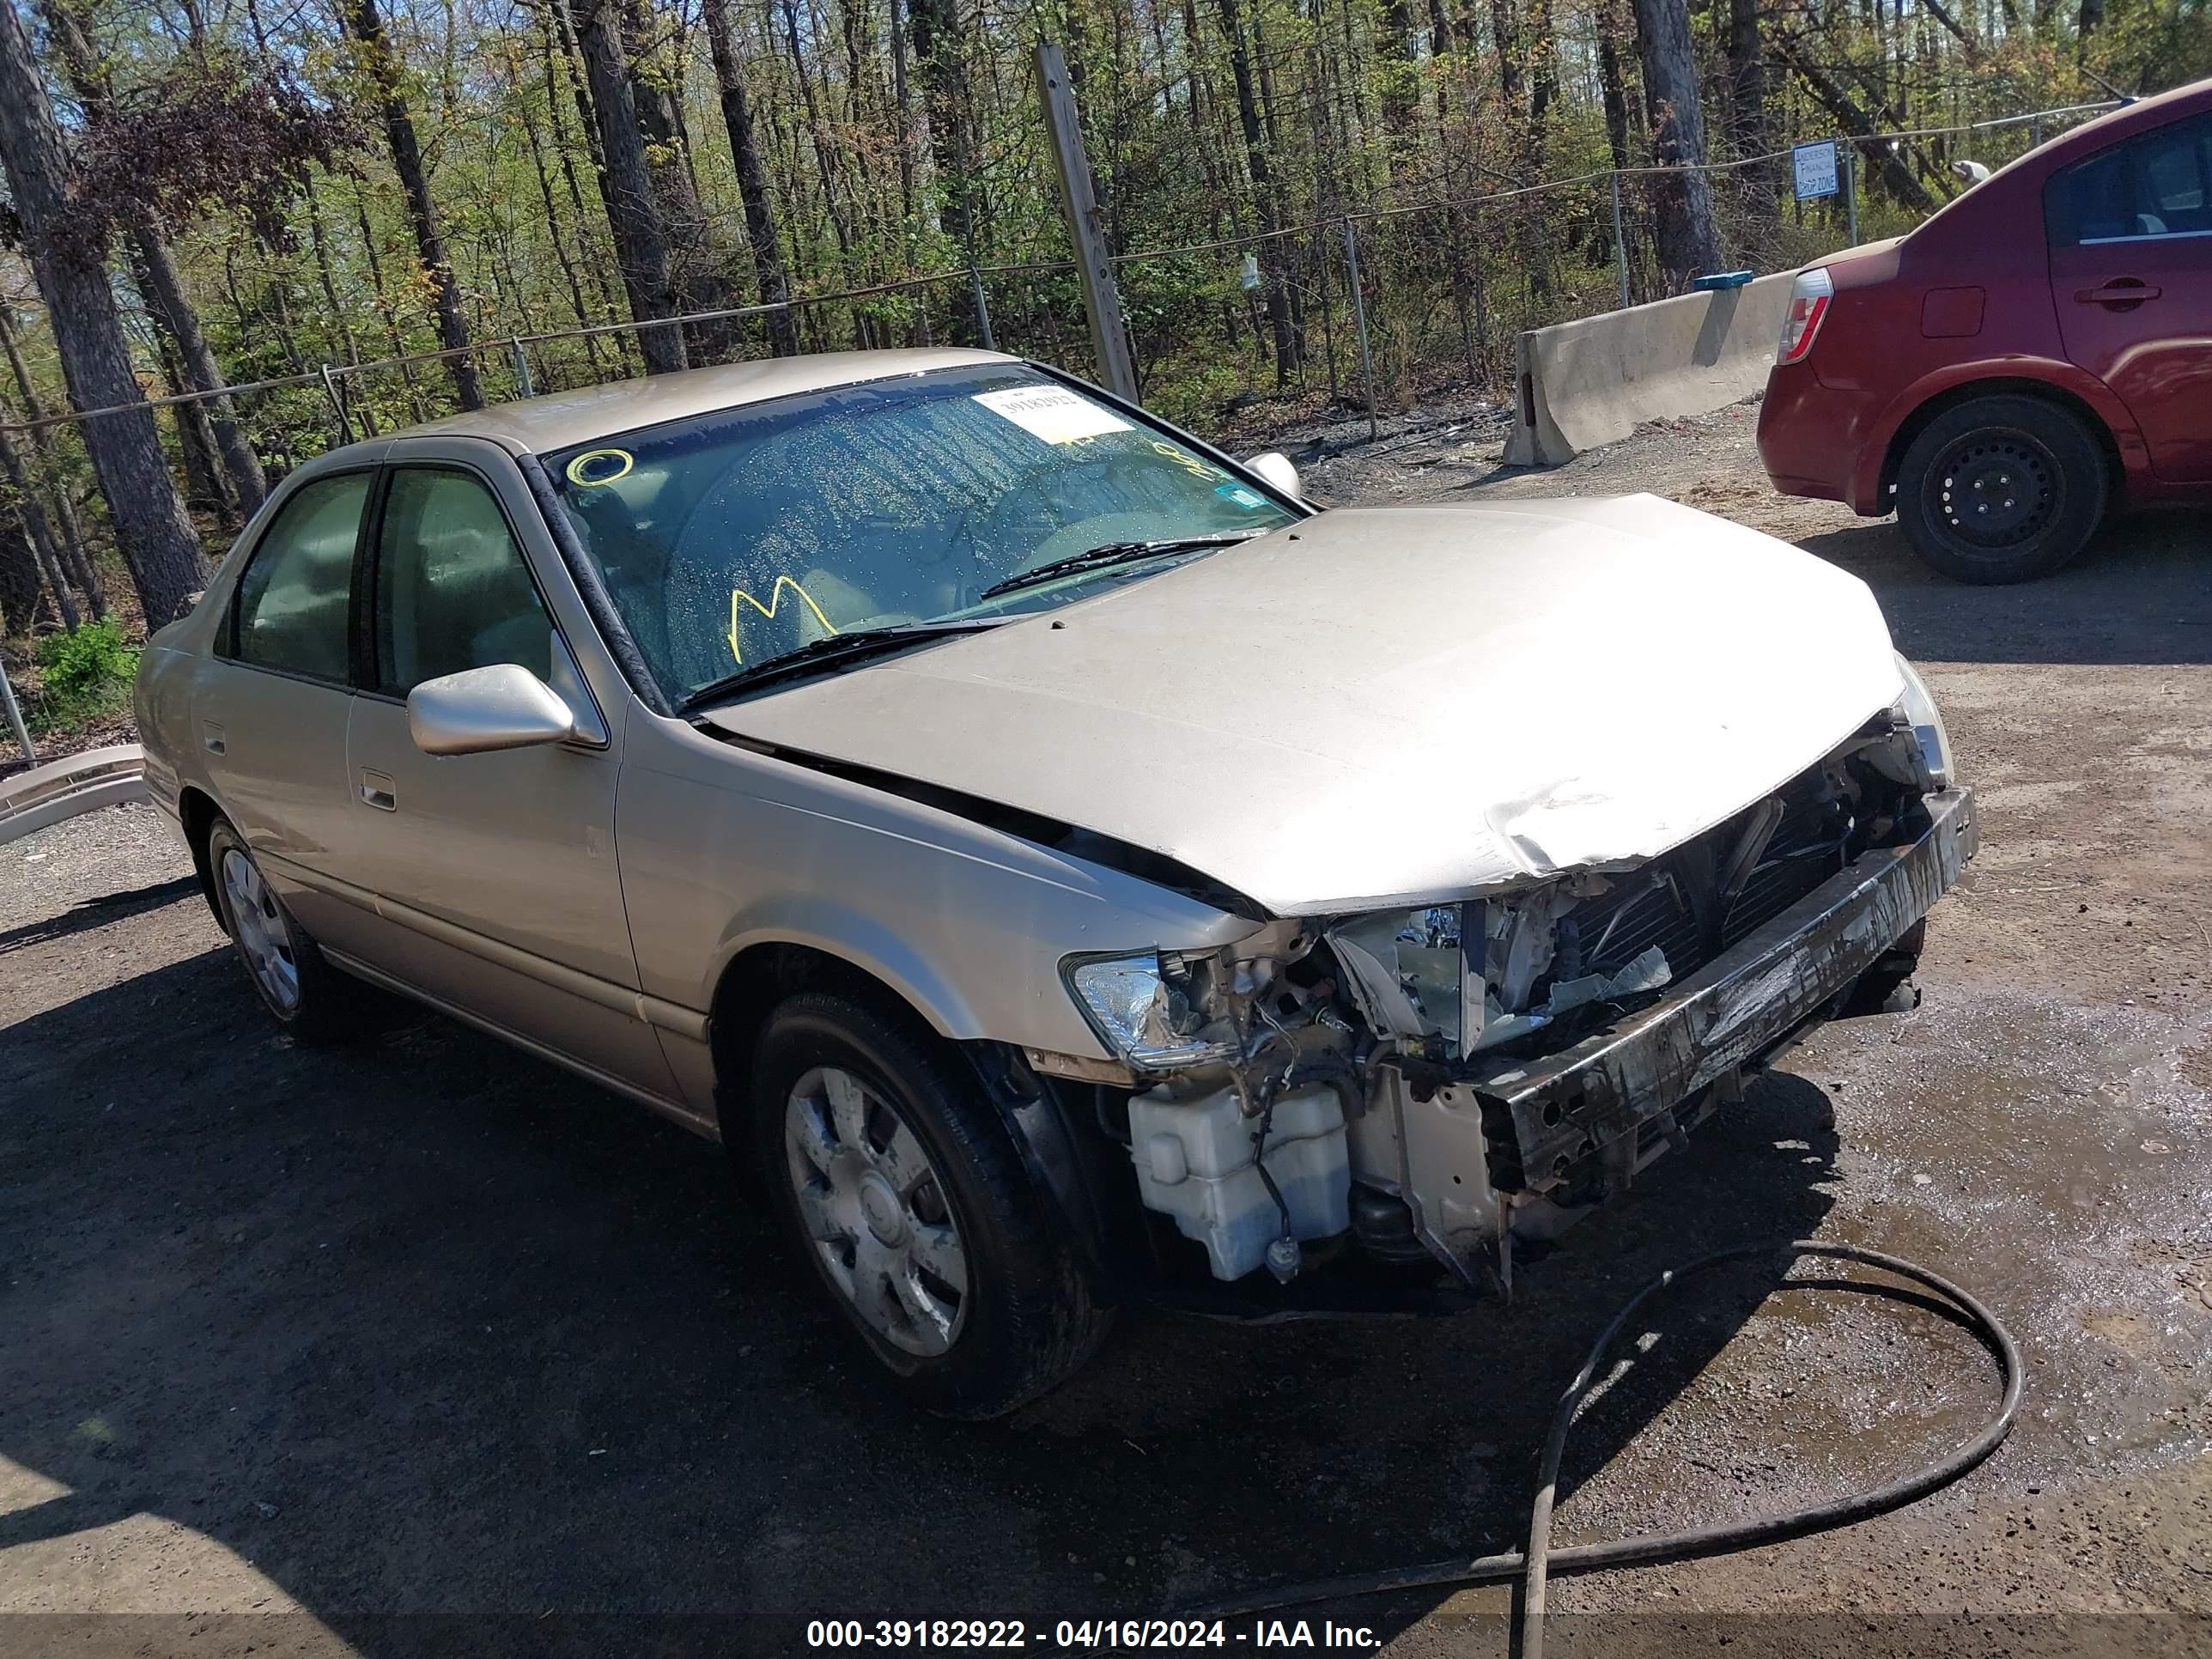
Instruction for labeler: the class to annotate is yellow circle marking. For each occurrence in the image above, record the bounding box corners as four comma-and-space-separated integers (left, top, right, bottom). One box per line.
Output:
565, 447, 634, 487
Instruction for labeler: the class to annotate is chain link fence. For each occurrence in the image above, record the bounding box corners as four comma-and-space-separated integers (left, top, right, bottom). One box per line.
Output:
0, 96, 2121, 636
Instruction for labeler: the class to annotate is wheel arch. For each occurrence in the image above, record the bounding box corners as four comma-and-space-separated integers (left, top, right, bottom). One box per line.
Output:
707, 939, 1114, 1283
708, 940, 945, 1142
177, 784, 228, 932
1872, 373, 2129, 511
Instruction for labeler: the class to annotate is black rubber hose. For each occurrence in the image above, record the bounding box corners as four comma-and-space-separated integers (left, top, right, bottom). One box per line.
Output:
1191, 1242, 2025, 1659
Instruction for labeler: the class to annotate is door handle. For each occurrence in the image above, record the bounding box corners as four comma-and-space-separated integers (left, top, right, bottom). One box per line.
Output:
2076, 282, 2161, 307
201, 722, 226, 756
358, 770, 398, 811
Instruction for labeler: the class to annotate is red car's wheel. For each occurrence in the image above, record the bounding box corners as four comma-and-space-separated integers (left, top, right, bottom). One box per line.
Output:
1895, 395, 2109, 585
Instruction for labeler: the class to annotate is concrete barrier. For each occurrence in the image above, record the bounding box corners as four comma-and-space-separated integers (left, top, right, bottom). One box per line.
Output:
1502, 269, 1800, 467
0, 744, 148, 846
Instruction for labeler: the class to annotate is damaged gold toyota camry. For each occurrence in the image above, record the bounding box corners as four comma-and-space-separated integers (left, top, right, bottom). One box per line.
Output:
137, 349, 1974, 1417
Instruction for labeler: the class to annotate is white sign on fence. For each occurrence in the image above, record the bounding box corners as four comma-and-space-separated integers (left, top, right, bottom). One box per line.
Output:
1793, 140, 1840, 201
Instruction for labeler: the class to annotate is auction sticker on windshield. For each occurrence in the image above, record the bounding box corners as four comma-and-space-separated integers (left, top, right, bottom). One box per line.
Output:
973, 385, 1133, 445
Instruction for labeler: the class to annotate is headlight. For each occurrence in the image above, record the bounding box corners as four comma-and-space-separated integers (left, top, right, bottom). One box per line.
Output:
1893, 654, 1954, 787
1064, 952, 1237, 1071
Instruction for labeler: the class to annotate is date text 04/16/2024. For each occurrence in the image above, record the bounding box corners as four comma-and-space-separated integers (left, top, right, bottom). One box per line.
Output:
804, 1619, 1382, 1650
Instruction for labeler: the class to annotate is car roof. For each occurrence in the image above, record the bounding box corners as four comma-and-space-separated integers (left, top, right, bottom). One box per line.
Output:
319, 347, 1018, 465
2036, 75, 2212, 162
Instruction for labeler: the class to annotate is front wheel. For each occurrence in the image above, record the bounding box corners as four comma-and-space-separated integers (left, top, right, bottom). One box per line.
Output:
750, 994, 1112, 1418
1895, 395, 2108, 585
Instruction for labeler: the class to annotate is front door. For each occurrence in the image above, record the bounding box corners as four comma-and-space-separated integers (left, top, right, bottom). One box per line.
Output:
340, 449, 675, 1100
2048, 110, 2212, 483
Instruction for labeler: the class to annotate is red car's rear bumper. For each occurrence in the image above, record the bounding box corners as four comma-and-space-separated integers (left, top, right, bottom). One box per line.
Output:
1757, 361, 1881, 513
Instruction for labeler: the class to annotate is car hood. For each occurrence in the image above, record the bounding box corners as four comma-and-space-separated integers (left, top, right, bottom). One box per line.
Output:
703, 495, 1905, 917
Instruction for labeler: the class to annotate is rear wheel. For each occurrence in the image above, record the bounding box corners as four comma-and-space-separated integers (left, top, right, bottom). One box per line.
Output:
750, 993, 1112, 1418
204, 816, 356, 1043
1895, 396, 2108, 585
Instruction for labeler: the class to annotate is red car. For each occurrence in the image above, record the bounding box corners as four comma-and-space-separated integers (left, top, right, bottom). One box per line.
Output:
1759, 77, 2212, 583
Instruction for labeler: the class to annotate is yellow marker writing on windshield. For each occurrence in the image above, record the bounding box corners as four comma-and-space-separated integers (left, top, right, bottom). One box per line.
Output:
565, 447, 634, 487
728, 577, 839, 664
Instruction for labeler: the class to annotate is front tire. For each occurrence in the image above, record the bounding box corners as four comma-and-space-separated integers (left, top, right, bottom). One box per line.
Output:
1895, 395, 2108, 585
204, 816, 355, 1043
750, 994, 1112, 1419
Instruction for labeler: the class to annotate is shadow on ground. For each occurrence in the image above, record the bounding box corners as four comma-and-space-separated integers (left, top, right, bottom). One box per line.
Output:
0, 919, 1887, 1652
1797, 508, 2210, 667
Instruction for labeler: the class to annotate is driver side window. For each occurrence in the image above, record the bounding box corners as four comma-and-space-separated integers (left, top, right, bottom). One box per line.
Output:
374, 467, 553, 695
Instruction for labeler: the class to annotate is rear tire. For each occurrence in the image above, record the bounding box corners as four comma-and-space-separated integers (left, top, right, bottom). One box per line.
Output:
204, 815, 357, 1043
1895, 396, 2108, 585
750, 993, 1112, 1419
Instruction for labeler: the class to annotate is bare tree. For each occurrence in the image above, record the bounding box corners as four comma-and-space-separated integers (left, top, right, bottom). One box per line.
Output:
1216, 0, 1299, 384
0, 308, 105, 616
702, 0, 799, 356
0, 0, 207, 629
344, 0, 486, 410
40, 0, 268, 516
1631, 0, 1723, 285
574, 0, 689, 373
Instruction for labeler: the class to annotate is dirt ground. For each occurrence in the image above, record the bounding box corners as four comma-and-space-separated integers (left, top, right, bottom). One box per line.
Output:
5, 402, 2212, 1657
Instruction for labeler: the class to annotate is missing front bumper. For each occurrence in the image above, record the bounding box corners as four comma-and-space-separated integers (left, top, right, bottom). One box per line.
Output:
1462, 787, 1976, 1207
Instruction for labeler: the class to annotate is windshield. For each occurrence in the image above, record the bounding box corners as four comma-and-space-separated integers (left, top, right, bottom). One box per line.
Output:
541, 365, 1298, 703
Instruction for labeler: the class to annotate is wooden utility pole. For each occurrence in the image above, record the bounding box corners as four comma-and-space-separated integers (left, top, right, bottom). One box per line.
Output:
1036, 42, 1138, 401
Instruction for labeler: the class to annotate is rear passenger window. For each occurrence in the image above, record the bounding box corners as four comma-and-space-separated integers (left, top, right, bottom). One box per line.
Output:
373, 468, 552, 695
2046, 113, 2212, 245
230, 472, 370, 681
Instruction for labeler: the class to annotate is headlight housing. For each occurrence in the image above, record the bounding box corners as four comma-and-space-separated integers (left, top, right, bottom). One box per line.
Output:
1064, 952, 1237, 1072
1893, 654, 1954, 787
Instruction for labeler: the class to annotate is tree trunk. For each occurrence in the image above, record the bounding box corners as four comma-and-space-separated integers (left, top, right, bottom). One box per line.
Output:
0, 422, 78, 629
1217, 0, 1299, 384
623, 0, 740, 361
1599, 0, 1636, 172
702, 0, 800, 356
345, 0, 486, 410
1726, 0, 1768, 165
0, 312, 105, 617
0, 514, 53, 632
0, 0, 206, 629
1631, 0, 1724, 286
908, 0, 987, 342
38, 0, 269, 517
575, 0, 690, 374
126, 239, 237, 530
132, 223, 267, 515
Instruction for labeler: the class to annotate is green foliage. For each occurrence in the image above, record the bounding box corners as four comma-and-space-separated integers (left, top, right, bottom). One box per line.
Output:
31, 619, 139, 735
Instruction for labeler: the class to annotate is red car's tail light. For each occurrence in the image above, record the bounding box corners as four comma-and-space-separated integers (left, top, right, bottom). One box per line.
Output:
1776, 268, 1834, 365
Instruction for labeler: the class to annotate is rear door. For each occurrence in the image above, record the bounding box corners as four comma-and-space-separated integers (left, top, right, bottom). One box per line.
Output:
338, 440, 677, 1100
198, 463, 384, 955
2047, 110, 2212, 483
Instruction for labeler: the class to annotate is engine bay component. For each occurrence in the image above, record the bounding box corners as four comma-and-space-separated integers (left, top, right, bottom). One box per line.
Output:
1128, 1081, 1351, 1281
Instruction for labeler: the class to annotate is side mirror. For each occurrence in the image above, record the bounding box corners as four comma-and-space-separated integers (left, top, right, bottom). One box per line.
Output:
407, 663, 580, 757
1242, 450, 1302, 500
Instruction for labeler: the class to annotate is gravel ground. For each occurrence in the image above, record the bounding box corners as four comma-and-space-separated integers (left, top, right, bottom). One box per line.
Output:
3, 410, 2211, 1657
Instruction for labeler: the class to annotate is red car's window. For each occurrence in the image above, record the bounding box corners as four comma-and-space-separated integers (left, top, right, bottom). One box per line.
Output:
2045, 112, 2212, 246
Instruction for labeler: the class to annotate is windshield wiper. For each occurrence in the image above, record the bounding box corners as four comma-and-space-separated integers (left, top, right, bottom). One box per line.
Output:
678, 618, 1008, 713
977, 531, 1263, 602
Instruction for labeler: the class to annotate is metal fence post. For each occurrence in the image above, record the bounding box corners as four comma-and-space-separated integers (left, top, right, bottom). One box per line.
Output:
969, 265, 997, 351
1844, 143, 1860, 246
1340, 217, 1379, 442
319, 365, 355, 444
2031, 114, 2045, 149
509, 337, 535, 398
1609, 172, 1631, 310
1, 659, 32, 764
